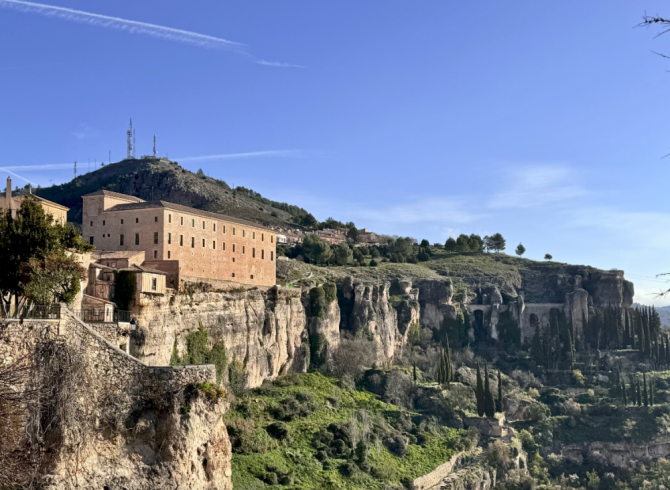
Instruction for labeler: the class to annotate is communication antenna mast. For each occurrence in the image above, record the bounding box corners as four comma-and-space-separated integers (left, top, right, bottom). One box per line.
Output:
74, 160, 77, 179
126, 119, 133, 159
133, 129, 136, 158
153, 135, 156, 159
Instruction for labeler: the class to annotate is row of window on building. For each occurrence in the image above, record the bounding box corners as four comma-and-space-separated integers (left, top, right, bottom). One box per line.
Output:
89, 216, 274, 243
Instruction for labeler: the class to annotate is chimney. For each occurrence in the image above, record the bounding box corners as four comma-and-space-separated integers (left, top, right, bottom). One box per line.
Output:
5, 177, 11, 212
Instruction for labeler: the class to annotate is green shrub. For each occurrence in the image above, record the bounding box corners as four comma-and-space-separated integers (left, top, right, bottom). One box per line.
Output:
266, 421, 290, 440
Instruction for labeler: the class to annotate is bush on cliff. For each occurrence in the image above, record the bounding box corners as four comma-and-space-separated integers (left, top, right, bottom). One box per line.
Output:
170, 326, 228, 385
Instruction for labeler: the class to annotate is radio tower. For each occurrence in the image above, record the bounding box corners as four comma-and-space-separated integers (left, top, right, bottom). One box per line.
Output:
126, 119, 133, 159
74, 160, 77, 179
153, 135, 156, 159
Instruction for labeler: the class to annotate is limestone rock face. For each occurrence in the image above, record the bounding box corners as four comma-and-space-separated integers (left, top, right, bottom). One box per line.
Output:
133, 287, 306, 388
339, 277, 401, 363
583, 271, 634, 307
304, 289, 340, 367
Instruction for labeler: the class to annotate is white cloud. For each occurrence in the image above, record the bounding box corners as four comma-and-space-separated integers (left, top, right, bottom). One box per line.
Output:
72, 123, 99, 140
178, 150, 312, 162
488, 164, 587, 210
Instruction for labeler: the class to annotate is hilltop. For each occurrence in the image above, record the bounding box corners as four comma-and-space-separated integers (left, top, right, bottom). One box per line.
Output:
34, 157, 312, 227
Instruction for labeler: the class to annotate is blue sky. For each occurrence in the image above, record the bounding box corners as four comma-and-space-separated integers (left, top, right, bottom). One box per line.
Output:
2, 1, 670, 304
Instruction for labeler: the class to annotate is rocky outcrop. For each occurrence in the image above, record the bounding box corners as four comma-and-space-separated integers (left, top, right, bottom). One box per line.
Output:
303, 285, 341, 368
560, 436, 670, 467
132, 286, 306, 388
339, 277, 399, 363
1, 310, 232, 490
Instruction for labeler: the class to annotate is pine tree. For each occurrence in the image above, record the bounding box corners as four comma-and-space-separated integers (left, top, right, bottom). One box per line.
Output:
496, 369, 503, 413
643, 373, 649, 407
484, 364, 495, 418
476, 363, 485, 417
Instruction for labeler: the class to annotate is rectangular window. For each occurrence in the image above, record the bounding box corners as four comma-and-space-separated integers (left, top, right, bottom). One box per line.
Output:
168, 251, 171, 259
223, 225, 226, 234
213, 241, 216, 249
154, 232, 159, 244
121, 219, 124, 224
120, 234, 124, 246
251, 275, 254, 280
223, 242, 226, 251
103, 220, 106, 226
180, 216, 184, 226
232, 273, 235, 278
202, 238, 206, 247
252, 248, 256, 258
152, 277, 157, 291
243, 230, 246, 238
242, 246, 245, 254
232, 244, 236, 252
271, 251, 274, 261
89, 236, 94, 245
136, 218, 139, 223
168, 233, 172, 245
154, 216, 158, 222
213, 223, 216, 232
135, 233, 140, 245
233, 227, 236, 236
191, 237, 195, 248
180, 235, 184, 246
271, 235, 274, 243
253, 231, 256, 239
169, 214, 172, 223
262, 233, 264, 241
262, 250, 265, 260
202, 220, 205, 230
192, 219, 195, 228
90, 221, 93, 226
153, 250, 158, 259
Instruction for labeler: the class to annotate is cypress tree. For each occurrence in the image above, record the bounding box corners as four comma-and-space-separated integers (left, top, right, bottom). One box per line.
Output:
637, 379, 642, 406
413, 361, 417, 384
484, 364, 495, 418
496, 369, 503, 413
438, 347, 448, 385
643, 373, 649, 407
650, 379, 655, 406
476, 363, 485, 417
622, 381, 628, 405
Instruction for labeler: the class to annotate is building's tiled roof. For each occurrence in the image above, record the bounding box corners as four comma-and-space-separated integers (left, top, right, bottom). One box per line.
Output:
82, 190, 145, 202
106, 200, 272, 232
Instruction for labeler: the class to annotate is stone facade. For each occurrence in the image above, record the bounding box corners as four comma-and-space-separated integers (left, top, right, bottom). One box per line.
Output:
0, 308, 232, 490
81, 190, 276, 289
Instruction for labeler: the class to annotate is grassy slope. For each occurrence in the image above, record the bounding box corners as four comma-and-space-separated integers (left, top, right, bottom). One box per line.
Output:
225, 373, 465, 490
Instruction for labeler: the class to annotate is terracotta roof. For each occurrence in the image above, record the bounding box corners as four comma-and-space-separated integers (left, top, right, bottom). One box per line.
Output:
81, 190, 145, 202
106, 200, 272, 232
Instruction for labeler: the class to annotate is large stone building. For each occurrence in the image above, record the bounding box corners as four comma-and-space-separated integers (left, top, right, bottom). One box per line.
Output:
1, 177, 69, 224
81, 190, 276, 288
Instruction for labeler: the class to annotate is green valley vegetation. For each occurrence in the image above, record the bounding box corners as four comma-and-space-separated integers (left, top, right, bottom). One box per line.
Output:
0, 197, 93, 314
224, 372, 474, 490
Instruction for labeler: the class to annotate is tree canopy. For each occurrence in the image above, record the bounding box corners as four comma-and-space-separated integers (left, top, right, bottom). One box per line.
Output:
302, 234, 333, 264
515, 243, 526, 256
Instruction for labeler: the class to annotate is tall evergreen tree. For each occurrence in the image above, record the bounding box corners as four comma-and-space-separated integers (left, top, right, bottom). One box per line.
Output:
476, 363, 485, 417
637, 379, 642, 406
650, 379, 655, 406
530, 322, 545, 366
643, 373, 649, 407
496, 370, 503, 413
484, 364, 495, 418
622, 381, 628, 405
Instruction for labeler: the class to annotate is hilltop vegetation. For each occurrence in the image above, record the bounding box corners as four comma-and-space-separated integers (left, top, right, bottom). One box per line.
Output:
35, 157, 314, 227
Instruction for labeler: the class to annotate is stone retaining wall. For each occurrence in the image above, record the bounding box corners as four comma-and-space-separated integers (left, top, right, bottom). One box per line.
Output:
0, 307, 232, 490
410, 451, 466, 490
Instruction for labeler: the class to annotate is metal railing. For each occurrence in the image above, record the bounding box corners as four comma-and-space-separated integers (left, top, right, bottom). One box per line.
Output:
0, 304, 62, 320
73, 309, 131, 324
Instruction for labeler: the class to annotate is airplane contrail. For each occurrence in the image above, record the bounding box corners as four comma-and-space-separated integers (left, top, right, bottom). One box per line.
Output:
0, 0, 248, 53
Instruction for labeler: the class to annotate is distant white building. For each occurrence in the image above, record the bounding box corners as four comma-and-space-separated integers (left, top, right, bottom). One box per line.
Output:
277, 233, 287, 244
